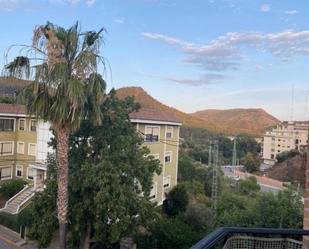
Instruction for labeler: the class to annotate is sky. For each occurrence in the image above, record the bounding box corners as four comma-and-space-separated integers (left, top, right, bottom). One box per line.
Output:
1, 0, 309, 121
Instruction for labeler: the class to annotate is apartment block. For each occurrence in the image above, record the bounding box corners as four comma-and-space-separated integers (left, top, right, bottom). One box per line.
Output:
263, 121, 308, 165
0, 103, 53, 189
0, 103, 181, 205
130, 108, 181, 205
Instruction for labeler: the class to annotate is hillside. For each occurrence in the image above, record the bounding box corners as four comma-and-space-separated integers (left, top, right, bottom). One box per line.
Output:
262, 154, 306, 187
116, 87, 279, 135
116, 87, 221, 131
191, 108, 280, 135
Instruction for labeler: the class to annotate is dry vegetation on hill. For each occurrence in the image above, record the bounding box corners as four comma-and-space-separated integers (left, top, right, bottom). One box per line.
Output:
116, 86, 280, 136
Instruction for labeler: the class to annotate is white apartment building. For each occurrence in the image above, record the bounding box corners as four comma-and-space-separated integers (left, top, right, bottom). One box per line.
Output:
263, 121, 308, 165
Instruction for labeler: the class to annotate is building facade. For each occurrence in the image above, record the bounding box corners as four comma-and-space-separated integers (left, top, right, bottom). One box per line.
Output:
130, 108, 181, 205
0, 103, 53, 188
263, 121, 308, 165
0, 104, 181, 205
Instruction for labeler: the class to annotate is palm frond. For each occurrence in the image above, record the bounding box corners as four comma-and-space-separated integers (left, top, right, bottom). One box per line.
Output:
4, 56, 30, 79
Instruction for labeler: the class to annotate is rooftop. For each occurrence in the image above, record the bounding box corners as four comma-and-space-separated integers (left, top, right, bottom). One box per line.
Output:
0, 103, 27, 115
129, 107, 181, 125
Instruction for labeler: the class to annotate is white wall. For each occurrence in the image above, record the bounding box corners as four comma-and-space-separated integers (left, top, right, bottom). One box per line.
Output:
36, 121, 54, 163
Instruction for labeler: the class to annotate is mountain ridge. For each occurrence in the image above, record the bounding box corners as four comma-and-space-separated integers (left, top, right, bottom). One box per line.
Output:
116, 86, 280, 136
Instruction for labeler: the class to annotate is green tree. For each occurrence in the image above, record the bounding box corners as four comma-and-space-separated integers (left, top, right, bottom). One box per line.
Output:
184, 203, 213, 232
25, 93, 161, 248
276, 150, 299, 163
137, 217, 198, 249
163, 185, 189, 216
237, 176, 260, 196
5, 22, 106, 248
241, 152, 261, 172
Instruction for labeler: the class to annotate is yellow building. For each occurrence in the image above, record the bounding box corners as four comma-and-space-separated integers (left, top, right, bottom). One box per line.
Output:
130, 108, 181, 205
0, 103, 52, 189
0, 104, 181, 207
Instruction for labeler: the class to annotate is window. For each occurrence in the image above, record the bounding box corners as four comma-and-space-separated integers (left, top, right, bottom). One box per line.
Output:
0, 119, 14, 132
19, 119, 25, 131
145, 126, 159, 142
28, 143, 36, 156
166, 126, 173, 139
150, 182, 157, 199
271, 154, 274, 159
163, 176, 171, 188
0, 142, 13, 156
16, 165, 23, 177
0, 166, 12, 180
30, 119, 37, 132
165, 151, 172, 163
17, 142, 25, 154
27, 167, 35, 180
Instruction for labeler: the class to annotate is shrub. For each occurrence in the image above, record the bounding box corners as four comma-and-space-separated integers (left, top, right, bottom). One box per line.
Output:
0, 179, 27, 199
0, 212, 20, 232
163, 185, 189, 216
276, 150, 299, 163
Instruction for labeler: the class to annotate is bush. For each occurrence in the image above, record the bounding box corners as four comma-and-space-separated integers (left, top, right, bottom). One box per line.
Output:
276, 150, 299, 163
0, 212, 20, 232
0, 179, 27, 199
163, 185, 189, 216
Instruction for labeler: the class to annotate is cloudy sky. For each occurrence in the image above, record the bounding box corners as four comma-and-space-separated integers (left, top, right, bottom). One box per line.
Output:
1, 0, 309, 120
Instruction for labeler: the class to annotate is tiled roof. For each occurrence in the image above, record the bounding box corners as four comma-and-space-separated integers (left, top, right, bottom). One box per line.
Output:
130, 108, 181, 124
0, 103, 27, 115
0, 77, 32, 86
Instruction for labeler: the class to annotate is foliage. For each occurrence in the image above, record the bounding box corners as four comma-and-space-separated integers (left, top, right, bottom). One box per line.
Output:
0, 179, 27, 199
0, 96, 16, 104
163, 185, 189, 216
237, 176, 260, 196
180, 127, 260, 165
136, 217, 198, 249
23, 156, 58, 247
240, 152, 261, 172
26, 93, 161, 248
184, 203, 213, 232
0, 212, 20, 232
276, 150, 299, 163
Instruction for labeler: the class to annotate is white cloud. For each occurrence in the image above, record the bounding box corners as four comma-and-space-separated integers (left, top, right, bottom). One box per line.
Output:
142, 30, 309, 86
167, 74, 227, 86
49, 0, 96, 6
0, 0, 19, 11
260, 4, 271, 12
113, 17, 125, 24
285, 10, 298, 15
85, 0, 95, 6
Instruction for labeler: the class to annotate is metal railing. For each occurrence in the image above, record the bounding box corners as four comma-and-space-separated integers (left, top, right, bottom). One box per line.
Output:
191, 227, 309, 249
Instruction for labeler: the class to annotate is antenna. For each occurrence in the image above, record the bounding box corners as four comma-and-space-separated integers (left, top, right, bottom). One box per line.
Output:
305, 91, 309, 121
208, 144, 212, 166
232, 138, 237, 166
290, 84, 295, 122
211, 141, 219, 217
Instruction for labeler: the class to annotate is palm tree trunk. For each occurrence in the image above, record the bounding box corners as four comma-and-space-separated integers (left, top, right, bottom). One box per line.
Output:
303, 124, 309, 248
56, 127, 69, 249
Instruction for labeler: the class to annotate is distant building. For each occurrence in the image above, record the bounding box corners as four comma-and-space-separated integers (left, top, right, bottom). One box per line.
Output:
0, 77, 31, 98
262, 121, 308, 165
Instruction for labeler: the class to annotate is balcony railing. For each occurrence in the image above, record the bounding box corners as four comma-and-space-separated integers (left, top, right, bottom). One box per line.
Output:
191, 227, 309, 249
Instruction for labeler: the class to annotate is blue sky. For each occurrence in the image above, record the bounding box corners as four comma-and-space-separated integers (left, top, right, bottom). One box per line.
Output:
1, 0, 309, 120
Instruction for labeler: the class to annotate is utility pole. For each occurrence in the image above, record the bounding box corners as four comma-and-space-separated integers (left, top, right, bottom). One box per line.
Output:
211, 141, 219, 217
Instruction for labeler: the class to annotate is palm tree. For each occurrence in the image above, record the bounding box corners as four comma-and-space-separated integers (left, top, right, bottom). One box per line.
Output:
4, 22, 106, 248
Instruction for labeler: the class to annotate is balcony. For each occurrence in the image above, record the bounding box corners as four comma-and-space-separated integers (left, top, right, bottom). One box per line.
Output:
191, 227, 309, 249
